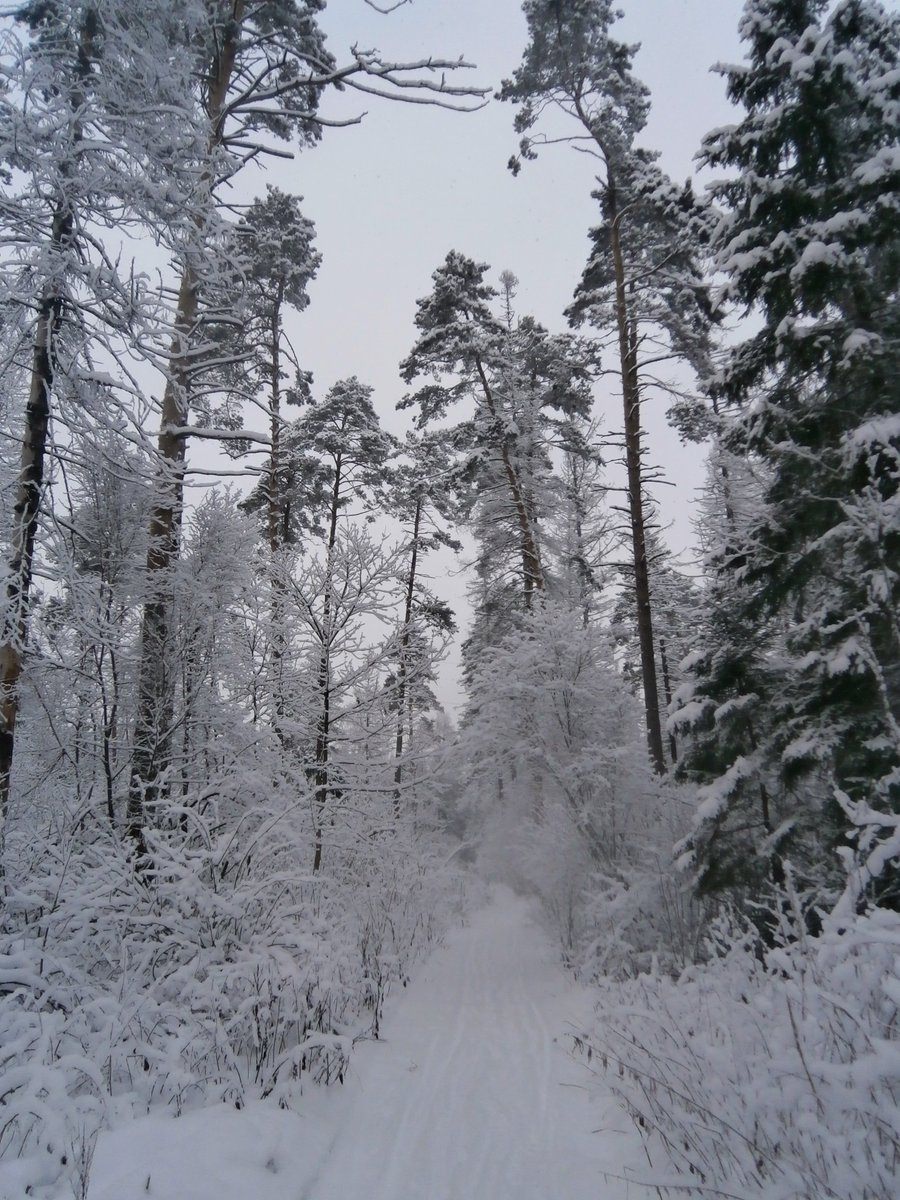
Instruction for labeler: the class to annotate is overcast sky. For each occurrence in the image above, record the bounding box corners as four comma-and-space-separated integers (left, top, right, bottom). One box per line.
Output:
248, 0, 748, 710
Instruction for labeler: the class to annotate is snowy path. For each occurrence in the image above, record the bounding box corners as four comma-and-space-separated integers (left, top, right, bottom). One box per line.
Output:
296, 887, 651, 1200
86, 888, 653, 1200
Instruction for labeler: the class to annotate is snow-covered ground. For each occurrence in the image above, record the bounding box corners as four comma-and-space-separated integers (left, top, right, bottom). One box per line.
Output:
83, 887, 652, 1200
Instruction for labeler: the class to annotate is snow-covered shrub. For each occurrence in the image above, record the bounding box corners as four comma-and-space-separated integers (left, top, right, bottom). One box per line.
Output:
585, 891, 900, 1199
0, 774, 460, 1198
462, 601, 705, 977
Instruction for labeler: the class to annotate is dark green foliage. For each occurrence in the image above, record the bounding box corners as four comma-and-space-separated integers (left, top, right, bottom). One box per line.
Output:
676, 0, 900, 909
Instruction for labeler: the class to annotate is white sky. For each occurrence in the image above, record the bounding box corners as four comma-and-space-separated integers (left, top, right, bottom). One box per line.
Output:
238, 0, 748, 711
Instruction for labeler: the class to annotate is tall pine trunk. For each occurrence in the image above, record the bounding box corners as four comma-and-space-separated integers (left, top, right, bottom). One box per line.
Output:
393, 494, 422, 815
474, 355, 544, 605
0, 292, 59, 825
312, 452, 341, 872
659, 635, 677, 765
608, 182, 666, 775
265, 285, 290, 742
127, 7, 244, 849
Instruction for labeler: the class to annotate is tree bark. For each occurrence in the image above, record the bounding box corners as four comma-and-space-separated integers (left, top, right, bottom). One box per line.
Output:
0, 296, 59, 827
266, 285, 290, 742
127, 5, 245, 850
312, 451, 341, 872
474, 355, 544, 606
607, 183, 666, 775
393, 494, 422, 816
659, 635, 677, 765
0, 11, 97, 832
126, 272, 197, 848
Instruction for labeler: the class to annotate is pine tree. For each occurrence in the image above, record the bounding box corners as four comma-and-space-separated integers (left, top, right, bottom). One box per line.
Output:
401, 252, 593, 610
676, 0, 900, 909
126, 2, 487, 851
501, 0, 717, 774
612, 523, 701, 768
0, 0, 201, 832
237, 187, 320, 555
232, 187, 320, 741
385, 433, 461, 812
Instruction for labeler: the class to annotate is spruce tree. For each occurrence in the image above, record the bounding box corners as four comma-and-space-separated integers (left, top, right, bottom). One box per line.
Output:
676, 0, 900, 909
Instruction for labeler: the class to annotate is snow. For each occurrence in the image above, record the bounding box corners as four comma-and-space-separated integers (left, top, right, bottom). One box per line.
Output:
854, 145, 900, 186
845, 412, 900, 454
80, 1107, 314, 1200
695, 754, 756, 822
790, 238, 844, 280
80, 888, 652, 1200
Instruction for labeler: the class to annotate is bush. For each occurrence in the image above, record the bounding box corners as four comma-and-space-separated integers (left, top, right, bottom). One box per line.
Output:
585, 892, 900, 1199
0, 790, 461, 1197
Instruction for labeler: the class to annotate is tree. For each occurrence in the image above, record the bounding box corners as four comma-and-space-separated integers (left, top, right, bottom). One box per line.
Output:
236, 186, 320, 557
386, 432, 461, 812
612, 523, 702, 768
126, 0, 487, 851
233, 187, 320, 739
0, 0, 199, 834
401, 252, 593, 609
501, 0, 717, 774
675, 0, 900, 910
553, 417, 612, 626
292, 377, 394, 869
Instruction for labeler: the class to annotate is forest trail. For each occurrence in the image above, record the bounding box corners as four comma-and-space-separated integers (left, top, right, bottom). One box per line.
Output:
297, 886, 652, 1200
85, 888, 655, 1200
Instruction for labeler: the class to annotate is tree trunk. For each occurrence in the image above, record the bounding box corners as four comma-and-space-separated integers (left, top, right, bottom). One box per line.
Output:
607, 184, 666, 775
312, 452, 341, 872
474, 355, 544, 605
0, 11, 97, 834
266, 287, 290, 742
126, 271, 196, 849
567, 452, 593, 627
393, 494, 422, 816
127, 6, 245, 850
0, 295, 59, 827
659, 635, 677, 765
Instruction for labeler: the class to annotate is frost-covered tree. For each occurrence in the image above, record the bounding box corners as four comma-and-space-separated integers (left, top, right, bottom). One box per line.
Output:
0, 0, 202, 830
401, 252, 593, 610
612, 525, 701, 768
461, 600, 692, 969
288, 378, 395, 869
553, 418, 612, 625
385, 433, 461, 810
127, 0, 486, 849
501, 0, 717, 774
675, 0, 900, 910
235, 187, 320, 555
226, 187, 320, 740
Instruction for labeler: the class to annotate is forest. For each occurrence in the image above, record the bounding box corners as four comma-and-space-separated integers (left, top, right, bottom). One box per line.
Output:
0, 1, 897, 1197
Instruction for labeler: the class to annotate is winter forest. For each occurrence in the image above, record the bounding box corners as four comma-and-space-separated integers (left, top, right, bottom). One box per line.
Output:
0, 0, 897, 1196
